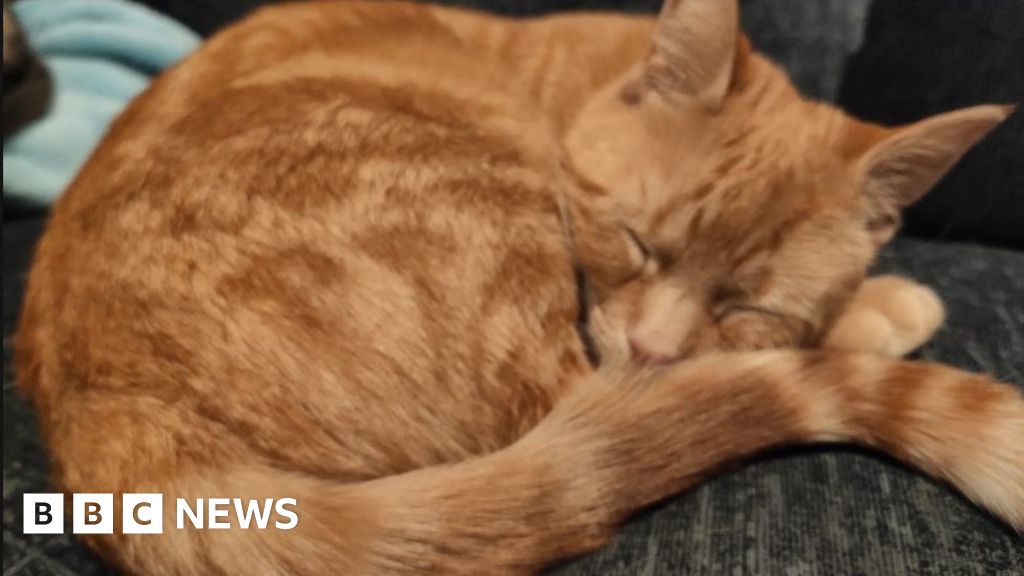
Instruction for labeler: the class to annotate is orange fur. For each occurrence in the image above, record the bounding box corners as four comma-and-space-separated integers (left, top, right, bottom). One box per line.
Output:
15, 1, 1020, 574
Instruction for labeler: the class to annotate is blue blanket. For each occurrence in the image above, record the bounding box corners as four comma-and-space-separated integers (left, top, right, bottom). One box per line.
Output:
4, 0, 200, 205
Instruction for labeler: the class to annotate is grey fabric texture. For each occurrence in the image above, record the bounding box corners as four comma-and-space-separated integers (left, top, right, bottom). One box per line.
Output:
4, 218, 1024, 575
740, 0, 871, 101
838, 0, 1024, 249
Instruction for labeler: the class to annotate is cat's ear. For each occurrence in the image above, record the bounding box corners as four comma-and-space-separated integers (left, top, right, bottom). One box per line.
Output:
645, 0, 740, 105
857, 104, 1014, 221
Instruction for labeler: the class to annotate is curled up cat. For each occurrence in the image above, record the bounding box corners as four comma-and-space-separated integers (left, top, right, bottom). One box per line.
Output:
15, 0, 1021, 574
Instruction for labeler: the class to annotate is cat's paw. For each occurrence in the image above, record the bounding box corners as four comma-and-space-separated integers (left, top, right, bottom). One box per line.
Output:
824, 275, 945, 357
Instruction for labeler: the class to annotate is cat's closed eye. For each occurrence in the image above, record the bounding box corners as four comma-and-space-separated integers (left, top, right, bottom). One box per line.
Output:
715, 304, 781, 323
710, 283, 746, 307
625, 228, 677, 275
624, 227, 650, 260
717, 307, 809, 350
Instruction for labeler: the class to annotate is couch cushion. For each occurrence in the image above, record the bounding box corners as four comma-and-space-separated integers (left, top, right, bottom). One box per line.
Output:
740, 0, 871, 101
4, 218, 1023, 575
839, 0, 1024, 249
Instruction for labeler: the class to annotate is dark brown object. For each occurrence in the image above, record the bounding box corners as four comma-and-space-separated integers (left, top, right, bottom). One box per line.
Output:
3, 1, 53, 140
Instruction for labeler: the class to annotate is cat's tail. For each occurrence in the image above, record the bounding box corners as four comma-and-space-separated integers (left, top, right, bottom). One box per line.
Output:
109, 351, 1023, 576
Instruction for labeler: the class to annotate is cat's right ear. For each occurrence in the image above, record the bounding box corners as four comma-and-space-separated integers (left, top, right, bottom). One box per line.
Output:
644, 0, 741, 106
855, 104, 1014, 238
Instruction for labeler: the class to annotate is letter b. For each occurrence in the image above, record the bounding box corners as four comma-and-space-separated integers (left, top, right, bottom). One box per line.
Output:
73, 494, 113, 534
23, 494, 64, 534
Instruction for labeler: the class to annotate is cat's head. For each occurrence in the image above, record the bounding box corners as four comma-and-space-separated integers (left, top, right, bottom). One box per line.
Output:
566, 0, 1012, 363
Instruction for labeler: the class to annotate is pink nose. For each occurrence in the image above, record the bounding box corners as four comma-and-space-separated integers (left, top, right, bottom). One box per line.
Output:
627, 334, 677, 364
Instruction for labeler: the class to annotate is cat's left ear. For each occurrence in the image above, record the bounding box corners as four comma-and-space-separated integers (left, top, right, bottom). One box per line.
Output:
645, 0, 741, 106
856, 104, 1014, 230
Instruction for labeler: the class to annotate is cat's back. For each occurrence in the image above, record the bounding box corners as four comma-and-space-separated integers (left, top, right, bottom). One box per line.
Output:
17, 0, 590, 480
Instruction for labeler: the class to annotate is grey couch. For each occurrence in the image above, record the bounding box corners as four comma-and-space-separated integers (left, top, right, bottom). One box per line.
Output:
3, 1, 1022, 574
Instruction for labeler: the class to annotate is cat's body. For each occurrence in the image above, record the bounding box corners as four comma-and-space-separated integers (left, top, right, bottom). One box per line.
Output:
21, 2, 654, 482
15, 1, 1022, 574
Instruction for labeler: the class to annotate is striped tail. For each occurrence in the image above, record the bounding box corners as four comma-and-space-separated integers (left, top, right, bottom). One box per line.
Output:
93, 350, 1023, 575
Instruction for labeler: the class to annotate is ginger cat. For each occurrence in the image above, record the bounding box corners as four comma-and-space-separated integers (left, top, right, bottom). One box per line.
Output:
15, 0, 1020, 574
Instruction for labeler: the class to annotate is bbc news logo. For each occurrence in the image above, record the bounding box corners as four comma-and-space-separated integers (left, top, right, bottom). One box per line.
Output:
24, 494, 298, 534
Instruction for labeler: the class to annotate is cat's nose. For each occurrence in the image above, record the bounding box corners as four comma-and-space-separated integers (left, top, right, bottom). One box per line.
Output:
628, 333, 677, 365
